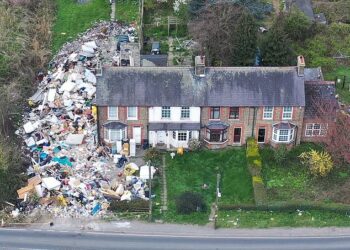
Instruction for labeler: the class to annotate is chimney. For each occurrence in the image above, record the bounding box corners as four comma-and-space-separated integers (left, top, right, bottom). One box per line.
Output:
297, 55, 305, 77
195, 55, 205, 77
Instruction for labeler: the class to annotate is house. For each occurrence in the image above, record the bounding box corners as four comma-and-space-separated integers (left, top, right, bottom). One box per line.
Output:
95, 56, 336, 150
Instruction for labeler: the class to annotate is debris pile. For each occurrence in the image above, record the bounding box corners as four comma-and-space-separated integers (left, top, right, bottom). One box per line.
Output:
16, 21, 151, 218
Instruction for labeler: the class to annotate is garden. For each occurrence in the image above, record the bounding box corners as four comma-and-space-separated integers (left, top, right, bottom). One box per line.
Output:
152, 148, 254, 225
115, 0, 140, 24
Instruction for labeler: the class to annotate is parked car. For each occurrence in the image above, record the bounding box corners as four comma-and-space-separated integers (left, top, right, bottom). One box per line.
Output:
151, 41, 160, 55
117, 35, 129, 51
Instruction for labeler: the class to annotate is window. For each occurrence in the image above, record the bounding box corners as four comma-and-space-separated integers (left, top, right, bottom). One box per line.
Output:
178, 132, 187, 141
161, 106, 171, 119
210, 107, 220, 119
127, 107, 137, 120
282, 106, 293, 120
263, 107, 273, 120
229, 107, 239, 119
206, 129, 227, 142
104, 128, 126, 142
108, 106, 118, 120
172, 131, 176, 139
272, 127, 294, 143
189, 131, 192, 140
305, 123, 328, 137
181, 107, 190, 119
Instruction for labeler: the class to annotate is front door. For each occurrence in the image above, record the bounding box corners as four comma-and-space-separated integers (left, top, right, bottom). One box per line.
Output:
233, 128, 241, 144
258, 128, 265, 143
157, 131, 166, 144
132, 127, 141, 144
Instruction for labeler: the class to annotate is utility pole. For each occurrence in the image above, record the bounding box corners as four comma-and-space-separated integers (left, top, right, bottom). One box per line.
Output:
148, 160, 152, 222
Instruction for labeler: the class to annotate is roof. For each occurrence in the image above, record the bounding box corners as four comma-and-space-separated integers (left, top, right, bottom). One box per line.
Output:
96, 67, 306, 107
103, 121, 127, 129
206, 121, 229, 130
285, 0, 315, 21
140, 55, 168, 67
304, 81, 337, 119
149, 122, 200, 131
304, 68, 323, 81
273, 122, 296, 130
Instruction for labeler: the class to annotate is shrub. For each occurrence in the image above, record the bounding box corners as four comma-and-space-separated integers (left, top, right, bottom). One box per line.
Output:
274, 145, 288, 165
299, 150, 334, 177
175, 191, 206, 214
188, 139, 201, 151
109, 200, 149, 212
143, 148, 162, 166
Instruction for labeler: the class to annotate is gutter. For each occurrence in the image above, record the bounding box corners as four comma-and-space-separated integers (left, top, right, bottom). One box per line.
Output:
251, 107, 257, 137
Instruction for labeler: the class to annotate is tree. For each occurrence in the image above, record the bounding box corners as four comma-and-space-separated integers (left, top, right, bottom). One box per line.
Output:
189, 3, 257, 66
299, 150, 333, 177
260, 15, 295, 66
281, 8, 312, 42
231, 11, 257, 65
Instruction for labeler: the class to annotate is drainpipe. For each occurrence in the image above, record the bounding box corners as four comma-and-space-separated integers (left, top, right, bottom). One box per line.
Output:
251, 107, 257, 137
96, 105, 101, 145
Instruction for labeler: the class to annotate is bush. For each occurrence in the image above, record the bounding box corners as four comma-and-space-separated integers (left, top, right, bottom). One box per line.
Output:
274, 145, 288, 165
188, 139, 201, 151
109, 199, 149, 212
299, 150, 334, 177
175, 191, 206, 214
143, 147, 162, 166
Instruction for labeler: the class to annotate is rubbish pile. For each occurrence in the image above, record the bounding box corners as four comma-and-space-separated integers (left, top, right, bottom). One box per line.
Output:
15, 21, 152, 218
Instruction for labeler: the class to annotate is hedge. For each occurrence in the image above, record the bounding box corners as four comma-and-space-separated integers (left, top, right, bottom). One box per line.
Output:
246, 138, 267, 205
109, 199, 149, 212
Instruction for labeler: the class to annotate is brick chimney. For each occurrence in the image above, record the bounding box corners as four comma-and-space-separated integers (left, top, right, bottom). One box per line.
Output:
297, 55, 305, 77
195, 55, 205, 77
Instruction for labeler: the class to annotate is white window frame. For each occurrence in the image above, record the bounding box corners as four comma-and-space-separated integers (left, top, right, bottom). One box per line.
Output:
263, 107, 273, 120
305, 123, 328, 137
104, 127, 126, 142
282, 106, 293, 120
161, 106, 171, 119
127, 107, 138, 120
108, 106, 118, 120
178, 131, 187, 141
181, 107, 190, 119
272, 127, 294, 143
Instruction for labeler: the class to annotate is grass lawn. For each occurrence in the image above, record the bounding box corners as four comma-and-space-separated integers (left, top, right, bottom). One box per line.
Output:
52, 0, 110, 53
156, 148, 253, 224
115, 0, 139, 23
262, 143, 350, 203
324, 66, 350, 104
218, 209, 350, 228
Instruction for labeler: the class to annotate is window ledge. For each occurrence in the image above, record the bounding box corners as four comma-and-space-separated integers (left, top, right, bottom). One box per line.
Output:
127, 118, 138, 121
107, 118, 119, 121
209, 119, 221, 121
228, 118, 240, 121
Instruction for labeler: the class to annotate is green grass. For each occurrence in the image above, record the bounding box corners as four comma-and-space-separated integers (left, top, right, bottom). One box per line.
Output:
52, 0, 110, 53
156, 148, 253, 224
115, 0, 139, 23
218, 209, 350, 228
324, 66, 350, 104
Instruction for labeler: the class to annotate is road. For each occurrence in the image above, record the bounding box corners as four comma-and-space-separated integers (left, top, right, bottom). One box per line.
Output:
1, 228, 350, 250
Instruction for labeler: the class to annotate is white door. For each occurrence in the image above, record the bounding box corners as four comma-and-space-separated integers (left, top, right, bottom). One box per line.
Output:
133, 127, 142, 144
157, 131, 166, 144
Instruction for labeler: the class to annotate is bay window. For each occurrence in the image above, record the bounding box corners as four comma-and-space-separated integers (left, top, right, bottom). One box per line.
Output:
104, 127, 126, 142
272, 123, 295, 143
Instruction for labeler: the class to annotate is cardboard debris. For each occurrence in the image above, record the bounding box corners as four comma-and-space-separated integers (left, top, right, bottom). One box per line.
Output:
42, 177, 61, 191
65, 134, 85, 145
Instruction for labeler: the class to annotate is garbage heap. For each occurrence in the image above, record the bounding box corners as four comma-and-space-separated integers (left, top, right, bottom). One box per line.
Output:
16, 21, 149, 218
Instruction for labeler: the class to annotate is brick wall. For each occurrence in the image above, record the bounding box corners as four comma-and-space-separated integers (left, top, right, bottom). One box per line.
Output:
97, 106, 148, 144
201, 106, 305, 148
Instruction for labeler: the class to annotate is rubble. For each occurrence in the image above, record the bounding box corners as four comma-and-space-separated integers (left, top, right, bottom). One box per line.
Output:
15, 21, 152, 218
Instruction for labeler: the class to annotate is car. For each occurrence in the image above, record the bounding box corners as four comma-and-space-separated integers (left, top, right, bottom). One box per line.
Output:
116, 35, 129, 51
151, 41, 160, 55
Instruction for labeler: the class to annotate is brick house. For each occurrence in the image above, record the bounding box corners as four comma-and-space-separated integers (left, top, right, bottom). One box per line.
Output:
95, 56, 336, 150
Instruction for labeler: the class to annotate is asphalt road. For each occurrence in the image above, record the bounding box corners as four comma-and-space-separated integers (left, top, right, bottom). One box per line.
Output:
1, 228, 350, 250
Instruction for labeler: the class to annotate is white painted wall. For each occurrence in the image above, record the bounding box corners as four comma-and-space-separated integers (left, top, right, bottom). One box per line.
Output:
148, 107, 200, 123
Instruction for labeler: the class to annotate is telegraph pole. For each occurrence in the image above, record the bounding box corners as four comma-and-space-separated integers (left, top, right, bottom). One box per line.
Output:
215, 173, 221, 229
148, 160, 152, 222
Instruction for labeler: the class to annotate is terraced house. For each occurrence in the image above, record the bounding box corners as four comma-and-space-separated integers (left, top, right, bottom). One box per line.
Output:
95, 56, 336, 150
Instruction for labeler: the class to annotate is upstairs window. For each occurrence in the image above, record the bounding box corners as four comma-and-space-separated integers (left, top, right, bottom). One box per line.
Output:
161, 106, 171, 119
229, 107, 239, 119
263, 107, 273, 120
127, 107, 137, 120
181, 107, 190, 119
210, 107, 220, 119
108, 107, 118, 120
282, 106, 293, 120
